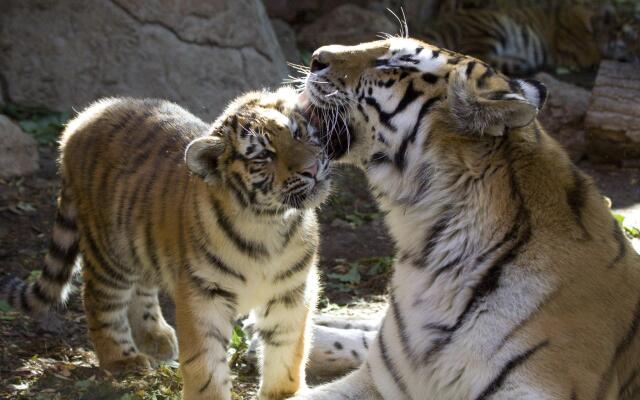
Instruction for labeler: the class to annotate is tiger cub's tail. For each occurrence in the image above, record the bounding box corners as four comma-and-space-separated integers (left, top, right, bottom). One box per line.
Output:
0, 184, 80, 315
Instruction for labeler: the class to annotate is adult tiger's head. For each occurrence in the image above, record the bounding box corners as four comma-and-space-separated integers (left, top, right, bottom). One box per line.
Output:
300, 38, 547, 172
186, 87, 330, 210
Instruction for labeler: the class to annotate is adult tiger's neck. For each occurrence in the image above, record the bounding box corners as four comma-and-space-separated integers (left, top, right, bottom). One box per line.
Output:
372, 123, 558, 275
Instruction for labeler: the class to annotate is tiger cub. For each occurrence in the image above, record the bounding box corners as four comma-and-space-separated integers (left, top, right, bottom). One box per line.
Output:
0, 87, 329, 400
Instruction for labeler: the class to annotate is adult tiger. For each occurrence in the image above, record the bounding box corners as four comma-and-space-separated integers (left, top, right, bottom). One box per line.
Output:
421, 4, 604, 75
0, 87, 329, 400
292, 38, 640, 399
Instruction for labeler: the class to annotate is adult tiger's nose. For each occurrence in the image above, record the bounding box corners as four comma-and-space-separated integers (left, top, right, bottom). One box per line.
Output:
310, 55, 329, 73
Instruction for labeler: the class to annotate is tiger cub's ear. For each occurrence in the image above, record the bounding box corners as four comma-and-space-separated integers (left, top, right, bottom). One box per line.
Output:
448, 67, 547, 136
185, 136, 226, 179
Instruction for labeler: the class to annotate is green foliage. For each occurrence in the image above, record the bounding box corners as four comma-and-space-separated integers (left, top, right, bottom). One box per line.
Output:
328, 264, 361, 285
300, 51, 312, 67
27, 270, 42, 283
230, 325, 248, 353
0, 299, 12, 312
326, 256, 394, 294
1, 104, 71, 144
613, 213, 640, 238
342, 210, 384, 227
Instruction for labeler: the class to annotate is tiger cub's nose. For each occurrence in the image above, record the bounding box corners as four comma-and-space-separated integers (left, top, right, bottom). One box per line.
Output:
300, 161, 319, 178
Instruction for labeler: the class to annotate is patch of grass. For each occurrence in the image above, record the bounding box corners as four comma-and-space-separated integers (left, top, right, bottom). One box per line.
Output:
342, 210, 384, 227
228, 324, 248, 367
614, 213, 640, 239
325, 256, 394, 296
1, 104, 71, 144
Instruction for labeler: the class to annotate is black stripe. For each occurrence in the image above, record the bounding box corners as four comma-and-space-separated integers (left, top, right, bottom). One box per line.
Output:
394, 96, 441, 171
477, 68, 494, 88
187, 269, 237, 305
258, 325, 294, 347
566, 166, 590, 238
596, 296, 640, 399
378, 329, 411, 398
205, 326, 230, 346
184, 349, 206, 365
228, 173, 250, 208
85, 280, 125, 301
272, 250, 314, 282
370, 151, 392, 165
422, 73, 439, 84
620, 365, 640, 397
19, 282, 31, 313
282, 213, 304, 248
210, 197, 268, 259
200, 245, 246, 282
390, 292, 417, 366
364, 97, 396, 131
42, 241, 79, 284
264, 283, 306, 317
84, 259, 131, 291
493, 286, 561, 354
465, 61, 477, 77
189, 203, 246, 282
32, 281, 56, 304
423, 146, 532, 363
609, 217, 627, 268
83, 230, 132, 284
420, 212, 452, 263
54, 211, 77, 231
198, 373, 213, 393
47, 239, 79, 267
474, 340, 549, 400
94, 301, 129, 312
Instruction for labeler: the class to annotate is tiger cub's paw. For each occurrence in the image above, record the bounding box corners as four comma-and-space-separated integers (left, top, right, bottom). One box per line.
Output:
101, 353, 151, 374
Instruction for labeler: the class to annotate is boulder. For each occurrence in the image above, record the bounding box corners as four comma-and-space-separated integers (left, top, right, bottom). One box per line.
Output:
264, 0, 394, 23
271, 19, 302, 66
585, 60, 640, 165
0, 116, 39, 179
534, 72, 591, 162
297, 4, 397, 49
0, 0, 288, 121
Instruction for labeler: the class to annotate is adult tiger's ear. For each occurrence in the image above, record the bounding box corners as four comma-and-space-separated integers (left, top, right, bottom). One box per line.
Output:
185, 135, 225, 180
448, 67, 547, 136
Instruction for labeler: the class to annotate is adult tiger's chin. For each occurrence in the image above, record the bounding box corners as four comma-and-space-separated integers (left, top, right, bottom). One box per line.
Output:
298, 90, 354, 162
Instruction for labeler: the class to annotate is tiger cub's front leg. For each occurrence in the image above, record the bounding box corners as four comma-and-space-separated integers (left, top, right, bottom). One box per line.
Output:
255, 270, 319, 400
175, 269, 236, 400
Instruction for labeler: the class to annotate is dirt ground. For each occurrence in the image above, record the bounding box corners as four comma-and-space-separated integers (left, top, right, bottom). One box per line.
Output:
1, 136, 639, 398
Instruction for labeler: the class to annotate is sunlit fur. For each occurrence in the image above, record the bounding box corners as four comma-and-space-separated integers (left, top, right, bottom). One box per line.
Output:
293, 37, 640, 400
0, 87, 329, 400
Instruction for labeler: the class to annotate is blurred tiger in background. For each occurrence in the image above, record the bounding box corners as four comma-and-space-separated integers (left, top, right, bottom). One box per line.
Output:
0, 88, 329, 400
418, 0, 639, 75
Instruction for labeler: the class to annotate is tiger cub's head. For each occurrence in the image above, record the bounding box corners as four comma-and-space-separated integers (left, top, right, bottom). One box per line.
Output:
186, 87, 330, 210
300, 37, 547, 168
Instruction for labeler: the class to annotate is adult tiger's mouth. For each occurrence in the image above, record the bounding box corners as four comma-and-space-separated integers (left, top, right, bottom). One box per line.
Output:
298, 89, 353, 161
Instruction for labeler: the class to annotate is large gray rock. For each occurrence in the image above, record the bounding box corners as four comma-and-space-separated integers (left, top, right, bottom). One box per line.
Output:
0, 116, 39, 179
535, 72, 591, 162
264, 0, 396, 23
297, 4, 397, 49
271, 19, 302, 65
0, 0, 288, 121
